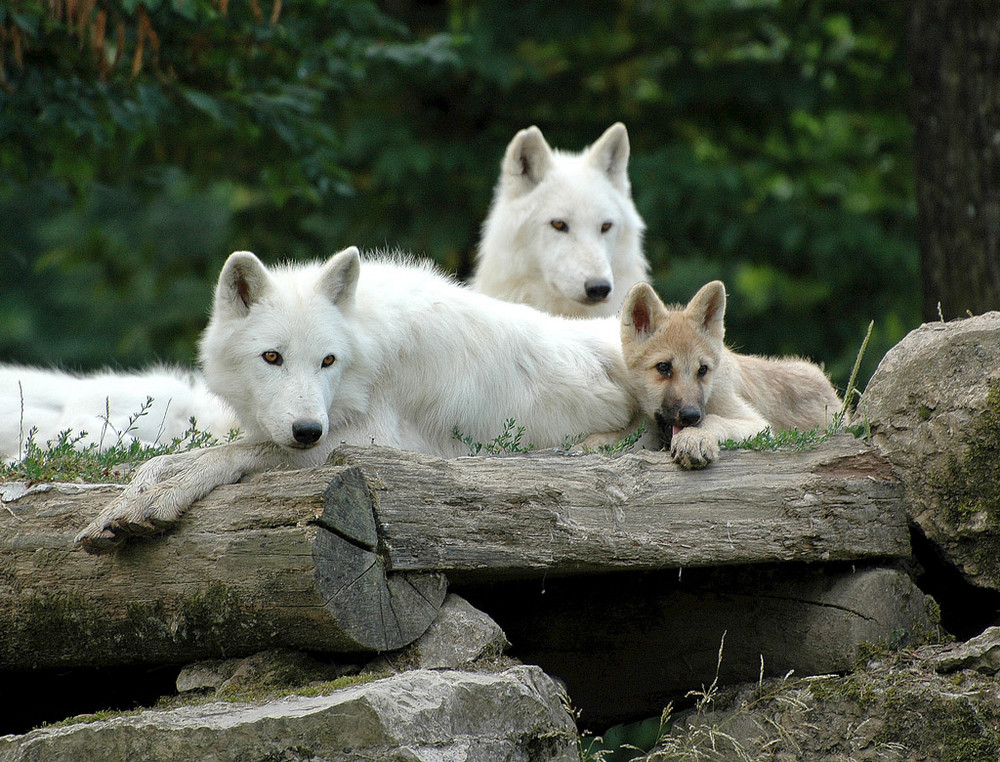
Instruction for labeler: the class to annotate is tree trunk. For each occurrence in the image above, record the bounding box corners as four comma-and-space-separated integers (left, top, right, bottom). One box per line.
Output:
908, 0, 1000, 321
0, 435, 909, 670
331, 434, 910, 582
0, 467, 448, 669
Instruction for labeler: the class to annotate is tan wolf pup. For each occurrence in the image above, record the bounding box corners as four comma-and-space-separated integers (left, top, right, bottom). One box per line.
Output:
620, 280, 842, 469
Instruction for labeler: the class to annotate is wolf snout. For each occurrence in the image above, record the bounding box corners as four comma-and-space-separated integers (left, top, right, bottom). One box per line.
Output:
678, 407, 702, 427
291, 420, 324, 447
654, 406, 703, 446
583, 278, 612, 303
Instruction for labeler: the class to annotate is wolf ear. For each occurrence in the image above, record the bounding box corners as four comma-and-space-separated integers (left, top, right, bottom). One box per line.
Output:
685, 281, 727, 340
318, 246, 361, 310
501, 125, 553, 197
621, 283, 665, 342
217, 251, 271, 318
587, 122, 631, 192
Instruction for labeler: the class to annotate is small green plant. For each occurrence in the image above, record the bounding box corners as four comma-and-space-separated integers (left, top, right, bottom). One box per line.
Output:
581, 633, 828, 762
720, 411, 847, 453
452, 418, 537, 456
595, 419, 647, 456
1, 396, 238, 483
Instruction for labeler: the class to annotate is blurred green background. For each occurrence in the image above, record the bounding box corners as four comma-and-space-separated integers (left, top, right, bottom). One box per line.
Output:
0, 0, 917, 391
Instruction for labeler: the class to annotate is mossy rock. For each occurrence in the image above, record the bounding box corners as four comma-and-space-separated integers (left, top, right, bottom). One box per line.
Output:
859, 312, 1000, 591
659, 642, 1000, 762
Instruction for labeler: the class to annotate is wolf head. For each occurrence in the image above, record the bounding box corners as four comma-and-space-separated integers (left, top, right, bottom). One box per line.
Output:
620, 281, 727, 446
474, 122, 648, 318
199, 247, 361, 456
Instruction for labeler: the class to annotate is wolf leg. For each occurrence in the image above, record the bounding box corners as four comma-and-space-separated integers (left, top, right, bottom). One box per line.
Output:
74, 441, 285, 554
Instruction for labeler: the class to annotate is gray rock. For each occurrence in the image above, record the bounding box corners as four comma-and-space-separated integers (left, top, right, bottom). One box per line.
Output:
859, 312, 1000, 589
656, 641, 1000, 761
0, 666, 578, 762
176, 648, 360, 694
931, 625, 1000, 674
412, 594, 510, 669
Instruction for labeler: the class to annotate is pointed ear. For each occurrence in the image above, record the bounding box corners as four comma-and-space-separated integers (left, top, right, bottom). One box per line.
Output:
685, 281, 727, 340
216, 251, 271, 318
586, 122, 631, 192
621, 283, 666, 342
318, 246, 361, 310
501, 125, 553, 197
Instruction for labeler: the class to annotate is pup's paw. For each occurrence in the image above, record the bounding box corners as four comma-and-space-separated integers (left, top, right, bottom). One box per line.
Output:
670, 428, 719, 470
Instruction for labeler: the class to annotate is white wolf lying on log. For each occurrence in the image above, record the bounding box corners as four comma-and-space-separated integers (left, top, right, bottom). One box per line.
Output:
74, 248, 639, 552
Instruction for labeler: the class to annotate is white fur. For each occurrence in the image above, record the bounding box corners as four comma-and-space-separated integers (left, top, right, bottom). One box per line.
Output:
76, 248, 638, 551
0, 364, 238, 461
471, 123, 649, 318
200, 248, 634, 462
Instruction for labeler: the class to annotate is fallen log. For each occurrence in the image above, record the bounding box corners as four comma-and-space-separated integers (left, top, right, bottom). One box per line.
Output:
330, 433, 910, 581
0, 435, 910, 669
0, 467, 448, 668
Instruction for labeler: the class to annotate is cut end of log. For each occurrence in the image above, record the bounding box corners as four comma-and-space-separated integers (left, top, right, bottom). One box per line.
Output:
312, 467, 448, 651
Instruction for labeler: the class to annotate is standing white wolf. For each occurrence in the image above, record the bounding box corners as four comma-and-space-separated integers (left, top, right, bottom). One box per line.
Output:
75, 247, 638, 552
471, 123, 649, 318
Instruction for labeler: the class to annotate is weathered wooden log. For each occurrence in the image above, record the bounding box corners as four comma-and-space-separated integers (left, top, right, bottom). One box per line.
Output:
331, 433, 911, 582
0, 467, 447, 669
0, 435, 909, 670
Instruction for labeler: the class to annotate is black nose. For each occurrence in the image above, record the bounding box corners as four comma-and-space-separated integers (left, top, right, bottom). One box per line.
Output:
678, 407, 702, 427
584, 279, 612, 302
292, 420, 323, 446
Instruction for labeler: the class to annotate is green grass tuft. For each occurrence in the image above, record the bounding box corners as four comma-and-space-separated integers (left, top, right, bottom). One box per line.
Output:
1, 396, 238, 483
720, 411, 854, 453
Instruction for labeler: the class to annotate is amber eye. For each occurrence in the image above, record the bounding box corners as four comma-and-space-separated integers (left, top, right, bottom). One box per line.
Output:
262, 351, 283, 366
321, 355, 336, 368
601, 221, 613, 233
550, 219, 569, 232
698, 364, 709, 378
656, 361, 672, 378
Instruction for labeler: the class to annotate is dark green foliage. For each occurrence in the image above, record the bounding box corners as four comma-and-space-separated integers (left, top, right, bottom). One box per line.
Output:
1, 0, 916, 388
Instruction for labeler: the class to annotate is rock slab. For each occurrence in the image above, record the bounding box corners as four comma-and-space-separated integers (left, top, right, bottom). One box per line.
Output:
411, 594, 511, 670
0, 666, 578, 762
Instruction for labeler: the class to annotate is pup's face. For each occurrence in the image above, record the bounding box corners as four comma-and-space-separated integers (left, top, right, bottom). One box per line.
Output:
620, 282, 726, 446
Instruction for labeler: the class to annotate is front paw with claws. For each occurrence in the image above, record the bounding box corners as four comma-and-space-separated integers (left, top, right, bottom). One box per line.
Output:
670, 427, 719, 470
74, 450, 207, 553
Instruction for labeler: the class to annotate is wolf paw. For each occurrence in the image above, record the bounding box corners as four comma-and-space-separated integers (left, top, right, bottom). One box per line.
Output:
670, 428, 719, 469
74, 450, 207, 554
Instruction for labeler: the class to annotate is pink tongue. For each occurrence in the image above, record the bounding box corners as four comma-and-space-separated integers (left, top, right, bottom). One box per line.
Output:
672, 425, 682, 439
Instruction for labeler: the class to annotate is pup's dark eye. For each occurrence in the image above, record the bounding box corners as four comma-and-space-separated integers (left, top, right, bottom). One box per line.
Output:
601, 221, 613, 233
321, 355, 336, 368
698, 364, 709, 378
550, 219, 569, 232
656, 361, 672, 378
262, 350, 283, 366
